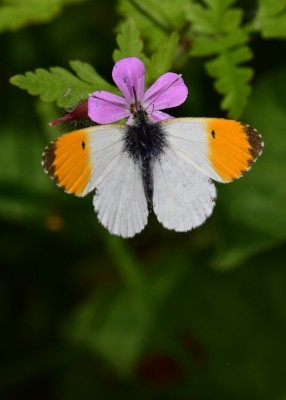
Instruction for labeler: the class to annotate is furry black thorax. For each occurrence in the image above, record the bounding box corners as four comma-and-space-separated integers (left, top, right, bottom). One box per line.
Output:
123, 110, 168, 209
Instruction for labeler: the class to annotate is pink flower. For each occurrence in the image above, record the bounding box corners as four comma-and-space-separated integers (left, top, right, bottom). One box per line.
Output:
88, 57, 188, 125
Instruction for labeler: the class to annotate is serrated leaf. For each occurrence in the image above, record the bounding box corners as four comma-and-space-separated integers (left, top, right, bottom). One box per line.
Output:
215, 68, 286, 268
254, 0, 286, 38
10, 62, 117, 109
206, 53, 252, 118
147, 32, 179, 83
0, 0, 87, 33
256, 0, 286, 18
113, 18, 149, 65
186, 0, 252, 117
254, 0, 286, 39
117, 0, 187, 51
221, 67, 286, 237
69, 60, 117, 93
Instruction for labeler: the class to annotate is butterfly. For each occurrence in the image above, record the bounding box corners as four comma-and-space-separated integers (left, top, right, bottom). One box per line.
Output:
42, 57, 263, 238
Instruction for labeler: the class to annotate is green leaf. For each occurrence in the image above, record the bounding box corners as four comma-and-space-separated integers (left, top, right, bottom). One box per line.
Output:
113, 19, 180, 86
113, 18, 149, 65
254, 0, 286, 38
69, 60, 117, 93
186, 0, 253, 118
147, 32, 179, 83
0, 0, 87, 33
215, 67, 286, 268
10, 62, 117, 109
67, 287, 151, 375
206, 52, 253, 118
117, 0, 188, 51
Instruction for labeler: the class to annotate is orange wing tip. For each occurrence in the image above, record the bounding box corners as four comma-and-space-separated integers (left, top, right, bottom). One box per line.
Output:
208, 119, 264, 182
42, 130, 92, 196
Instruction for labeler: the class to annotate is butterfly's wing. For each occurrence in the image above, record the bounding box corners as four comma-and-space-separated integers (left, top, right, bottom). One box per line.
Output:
160, 118, 264, 183
153, 146, 216, 231
42, 125, 148, 238
152, 117, 263, 232
92, 149, 148, 238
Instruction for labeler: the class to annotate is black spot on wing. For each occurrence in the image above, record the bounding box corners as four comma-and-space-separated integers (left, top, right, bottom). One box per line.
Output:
211, 130, 216, 138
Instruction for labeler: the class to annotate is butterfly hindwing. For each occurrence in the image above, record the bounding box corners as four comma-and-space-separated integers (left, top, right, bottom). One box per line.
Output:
161, 118, 263, 183
93, 150, 148, 238
153, 146, 216, 232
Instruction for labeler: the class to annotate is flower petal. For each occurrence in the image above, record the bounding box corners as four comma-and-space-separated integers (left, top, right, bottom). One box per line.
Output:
143, 72, 188, 111
148, 110, 174, 123
126, 115, 135, 125
112, 57, 145, 104
88, 91, 129, 123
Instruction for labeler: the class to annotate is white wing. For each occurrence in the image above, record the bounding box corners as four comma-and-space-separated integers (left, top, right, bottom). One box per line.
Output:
93, 149, 148, 238
153, 146, 216, 232
160, 118, 223, 182
84, 125, 125, 195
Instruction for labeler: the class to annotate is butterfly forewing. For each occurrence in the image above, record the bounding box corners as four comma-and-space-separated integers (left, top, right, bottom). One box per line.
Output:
42, 125, 124, 196
161, 118, 263, 183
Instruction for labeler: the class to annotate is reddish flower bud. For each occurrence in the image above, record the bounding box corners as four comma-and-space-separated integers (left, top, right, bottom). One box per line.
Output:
49, 100, 89, 127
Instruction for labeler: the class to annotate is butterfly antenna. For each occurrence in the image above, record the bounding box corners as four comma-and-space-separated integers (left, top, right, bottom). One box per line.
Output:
145, 74, 182, 111
90, 93, 129, 110
132, 86, 140, 109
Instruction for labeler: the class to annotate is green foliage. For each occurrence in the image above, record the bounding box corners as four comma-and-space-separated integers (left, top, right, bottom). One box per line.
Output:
113, 19, 179, 85
255, 0, 286, 38
117, 0, 188, 50
0, 0, 87, 33
12, 0, 286, 118
10, 61, 117, 109
113, 18, 149, 65
215, 67, 286, 268
10, 16, 180, 107
148, 32, 180, 82
67, 239, 188, 375
186, 0, 253, 118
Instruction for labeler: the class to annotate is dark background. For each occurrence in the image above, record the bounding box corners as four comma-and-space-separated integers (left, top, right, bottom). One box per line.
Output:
1, 1, 286, 399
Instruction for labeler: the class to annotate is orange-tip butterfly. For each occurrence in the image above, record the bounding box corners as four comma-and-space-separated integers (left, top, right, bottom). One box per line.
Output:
43, 57, 263, 238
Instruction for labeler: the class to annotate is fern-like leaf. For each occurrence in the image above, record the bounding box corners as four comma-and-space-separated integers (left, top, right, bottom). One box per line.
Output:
10, 61, 117, 109
113, 18, 180, 86
254, 0, 286, 38
147, 32, 180, 83
113, 18, 149, 65
186, 0, 253, 118
0, 0, 87, 33
117, 0, 188, 51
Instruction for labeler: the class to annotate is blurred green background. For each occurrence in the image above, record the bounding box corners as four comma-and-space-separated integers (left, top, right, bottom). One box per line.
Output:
1, 0, 286, 399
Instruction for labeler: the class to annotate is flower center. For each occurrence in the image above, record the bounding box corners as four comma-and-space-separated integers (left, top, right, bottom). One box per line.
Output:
130, 102, 143, 115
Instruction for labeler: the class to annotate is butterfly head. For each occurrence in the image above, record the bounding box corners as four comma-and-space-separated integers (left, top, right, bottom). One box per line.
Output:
129, 86, 149, 123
